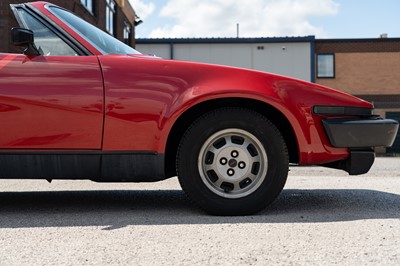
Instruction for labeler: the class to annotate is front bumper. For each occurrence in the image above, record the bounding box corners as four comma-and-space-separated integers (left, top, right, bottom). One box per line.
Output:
322, 118, 399, 148
320, 117, 398, 175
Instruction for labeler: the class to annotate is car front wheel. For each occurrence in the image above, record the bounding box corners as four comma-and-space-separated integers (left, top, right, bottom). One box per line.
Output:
177, 107, 288, 215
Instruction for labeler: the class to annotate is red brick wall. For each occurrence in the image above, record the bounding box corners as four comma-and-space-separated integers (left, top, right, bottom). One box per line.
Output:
316, 52, 400, 95
315, 39, 400, 105
316, 39, 400, 53
1, 0, 135, 54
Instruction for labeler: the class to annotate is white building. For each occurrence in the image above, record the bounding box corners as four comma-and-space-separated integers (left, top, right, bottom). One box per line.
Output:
136, 36, 315, 82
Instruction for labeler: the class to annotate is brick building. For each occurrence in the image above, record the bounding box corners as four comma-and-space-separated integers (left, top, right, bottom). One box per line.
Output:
0, 0, 139, 53
315, 38, 400, 103
315, 38, 400, 154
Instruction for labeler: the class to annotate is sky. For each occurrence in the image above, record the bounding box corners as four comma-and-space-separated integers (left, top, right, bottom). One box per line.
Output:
129, 0, 400, 39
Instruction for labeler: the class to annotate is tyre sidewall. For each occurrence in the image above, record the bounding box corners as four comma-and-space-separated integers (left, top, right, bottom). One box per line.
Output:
177, 108, 288, 215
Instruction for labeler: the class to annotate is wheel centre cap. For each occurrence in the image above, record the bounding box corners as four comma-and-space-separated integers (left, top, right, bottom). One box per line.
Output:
228, 159, 237, 167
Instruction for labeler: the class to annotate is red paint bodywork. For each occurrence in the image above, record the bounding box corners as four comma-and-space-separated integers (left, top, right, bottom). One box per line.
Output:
0, 54, 103, 149
0, 2, 373, 166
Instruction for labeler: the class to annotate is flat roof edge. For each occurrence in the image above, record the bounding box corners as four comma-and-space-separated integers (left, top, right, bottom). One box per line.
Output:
316, 37, 400, 43
136, 36, 316, 44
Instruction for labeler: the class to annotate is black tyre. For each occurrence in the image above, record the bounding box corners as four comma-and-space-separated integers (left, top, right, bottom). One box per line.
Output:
177, 107, 288, 215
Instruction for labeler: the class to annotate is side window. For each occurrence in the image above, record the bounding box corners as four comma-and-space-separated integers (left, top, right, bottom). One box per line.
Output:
17, 9, 78, 56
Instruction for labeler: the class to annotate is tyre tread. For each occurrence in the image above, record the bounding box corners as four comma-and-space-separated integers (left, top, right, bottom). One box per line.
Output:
176, 107, 288, 215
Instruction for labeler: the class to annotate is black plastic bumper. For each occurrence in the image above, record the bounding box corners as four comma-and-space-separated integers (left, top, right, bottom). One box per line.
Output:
322, 118, 399, 148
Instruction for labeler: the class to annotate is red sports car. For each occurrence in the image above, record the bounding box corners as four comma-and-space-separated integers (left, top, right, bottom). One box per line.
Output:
0, 1, 398, 215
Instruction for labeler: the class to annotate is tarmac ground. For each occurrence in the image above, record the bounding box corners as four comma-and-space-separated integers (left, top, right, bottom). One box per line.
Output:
0, 157, 399, 265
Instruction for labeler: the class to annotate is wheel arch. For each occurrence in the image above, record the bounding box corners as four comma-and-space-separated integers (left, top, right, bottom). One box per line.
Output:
165, 98, 299, 178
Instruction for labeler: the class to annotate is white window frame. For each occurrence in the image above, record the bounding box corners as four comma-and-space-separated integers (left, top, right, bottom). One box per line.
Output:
80, 0, 93, 14
317, 54, 335, 78
106, 0, 116, 36
123, 22, 131, 45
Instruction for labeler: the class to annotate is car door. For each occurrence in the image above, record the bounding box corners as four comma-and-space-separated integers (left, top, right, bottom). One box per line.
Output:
0, 6, 103, 149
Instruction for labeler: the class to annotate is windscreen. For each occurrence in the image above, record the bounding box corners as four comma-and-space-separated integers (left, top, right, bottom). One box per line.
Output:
49, 6, 141, 55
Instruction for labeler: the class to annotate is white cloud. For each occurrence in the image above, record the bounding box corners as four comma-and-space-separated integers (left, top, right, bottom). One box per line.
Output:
149, 0, 339, 38
129, 0, 155, 19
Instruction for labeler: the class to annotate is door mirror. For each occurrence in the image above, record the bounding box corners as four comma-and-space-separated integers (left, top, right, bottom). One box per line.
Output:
11, 27, 40, 56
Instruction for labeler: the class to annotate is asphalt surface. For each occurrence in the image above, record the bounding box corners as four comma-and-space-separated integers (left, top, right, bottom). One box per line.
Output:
0, 157, 399, 265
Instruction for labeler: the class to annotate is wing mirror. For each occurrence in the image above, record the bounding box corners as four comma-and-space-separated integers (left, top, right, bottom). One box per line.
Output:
11, 27, 40, 56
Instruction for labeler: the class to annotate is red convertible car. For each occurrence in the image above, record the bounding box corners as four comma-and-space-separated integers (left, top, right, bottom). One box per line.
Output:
0, 2, 398, 215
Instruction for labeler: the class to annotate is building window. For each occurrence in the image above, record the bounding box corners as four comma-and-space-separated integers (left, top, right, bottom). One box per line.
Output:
80, 0, 93, 14
123, 22, 131, 45
317, 54, 335, 78
106, 0, 116, 36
